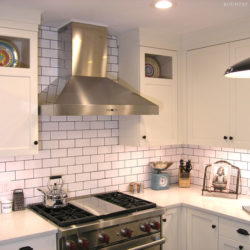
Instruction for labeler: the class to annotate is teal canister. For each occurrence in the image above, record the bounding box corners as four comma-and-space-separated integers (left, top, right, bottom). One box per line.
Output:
151, 173, 170, 190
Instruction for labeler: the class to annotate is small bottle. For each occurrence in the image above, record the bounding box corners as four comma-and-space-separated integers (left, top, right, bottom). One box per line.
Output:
139, 182, 144, 193
133, 183, 137, 194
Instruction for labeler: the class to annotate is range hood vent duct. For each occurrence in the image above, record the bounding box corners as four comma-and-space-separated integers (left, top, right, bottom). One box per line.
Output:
38, 22, 159, 116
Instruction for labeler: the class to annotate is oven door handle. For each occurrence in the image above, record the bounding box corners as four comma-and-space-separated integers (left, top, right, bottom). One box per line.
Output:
127, 237, 165, 250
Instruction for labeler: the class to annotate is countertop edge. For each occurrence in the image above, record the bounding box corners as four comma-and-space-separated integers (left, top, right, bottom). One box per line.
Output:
0, 228, 58, 245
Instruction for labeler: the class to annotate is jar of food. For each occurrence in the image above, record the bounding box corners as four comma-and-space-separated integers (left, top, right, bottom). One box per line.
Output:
1, 199, 12, 213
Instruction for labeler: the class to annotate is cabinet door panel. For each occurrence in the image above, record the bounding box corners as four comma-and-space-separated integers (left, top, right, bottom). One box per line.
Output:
219, 236, 250, 250
187, 44, 230, 147
0, 75, 37, 155
140, 47, 178, 146
162, 208, 179, 250
187, 208, 218, 250
229, 39, 250, 149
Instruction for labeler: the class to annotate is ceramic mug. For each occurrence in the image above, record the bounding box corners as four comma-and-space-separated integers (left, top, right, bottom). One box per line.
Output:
1, 199, 12, 213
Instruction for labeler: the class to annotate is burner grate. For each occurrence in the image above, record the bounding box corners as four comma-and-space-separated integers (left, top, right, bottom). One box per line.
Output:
95, 192, 156, 213
29, 203, 98, 227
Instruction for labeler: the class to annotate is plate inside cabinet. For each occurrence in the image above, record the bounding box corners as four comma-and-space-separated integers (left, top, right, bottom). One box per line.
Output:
145, 56, 160, 78
0, 40, 19, 67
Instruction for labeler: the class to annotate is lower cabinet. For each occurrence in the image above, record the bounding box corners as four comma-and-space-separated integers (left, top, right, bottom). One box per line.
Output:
186, 208, 218, 250
219, 237, 250, 250
0, 234, 57, 250
162, 207, 180, 250
219, 218, 250, 250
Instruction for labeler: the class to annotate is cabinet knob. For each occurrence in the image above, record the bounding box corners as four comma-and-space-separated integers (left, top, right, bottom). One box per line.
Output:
34, 141, 39, 145
239, 246, 243, 250
162, 218, 167, 222
223, 136, 228, 140
142, 135, 147, 139
212, 224, 216, 229
229, 136, 234, 140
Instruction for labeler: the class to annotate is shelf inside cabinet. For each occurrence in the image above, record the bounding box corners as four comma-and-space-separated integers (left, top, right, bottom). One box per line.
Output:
145, 53, 172, 79
0, 35, 30, 68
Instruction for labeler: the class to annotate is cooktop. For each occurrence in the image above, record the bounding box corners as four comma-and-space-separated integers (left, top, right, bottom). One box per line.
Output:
30, 191, 156, 227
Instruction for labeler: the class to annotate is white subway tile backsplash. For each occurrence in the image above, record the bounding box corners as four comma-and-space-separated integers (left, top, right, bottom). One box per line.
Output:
91, 171, 105, 180
75, 156, 90, 165
59, 140, 75, 148
51, 149, 67, 158
84, 164, 98, 172
59, 122, 74, 130
97, 162, 112, 172
67, 131, 82, 139
68, 165, 83, 174
34, 168, 51, 178
84, 180, 98, 189
25, 178, 43, 188
59, 157, 75, 166
43, 158, 59, 168
6, 161, 24, 171
98, 178, 112, 187
16, 170, 33, 180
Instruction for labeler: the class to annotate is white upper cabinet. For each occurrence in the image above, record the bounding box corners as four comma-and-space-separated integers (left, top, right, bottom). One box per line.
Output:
187, 38, 250, 149
187, 44, 230, 147
0, 18, 39, 156
119, 30, 178, 146
229, 39, 250, 149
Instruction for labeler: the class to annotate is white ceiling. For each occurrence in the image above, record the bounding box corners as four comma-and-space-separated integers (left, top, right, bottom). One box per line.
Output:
1, 0, 250, 34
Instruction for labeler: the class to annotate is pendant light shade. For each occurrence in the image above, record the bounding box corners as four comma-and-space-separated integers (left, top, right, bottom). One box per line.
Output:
224, 57, 250, 78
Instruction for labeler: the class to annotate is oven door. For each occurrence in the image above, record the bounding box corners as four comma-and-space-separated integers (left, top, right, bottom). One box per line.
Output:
101, 233, 165, 250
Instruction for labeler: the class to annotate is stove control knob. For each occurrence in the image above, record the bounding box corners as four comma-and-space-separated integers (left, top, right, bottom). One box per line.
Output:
140, 223, 151, 233
120, 228, 133, 238
98, 233, 110, 244
65, 240, 77, 250
150, 221, 161, 230
78, 237, 89, 249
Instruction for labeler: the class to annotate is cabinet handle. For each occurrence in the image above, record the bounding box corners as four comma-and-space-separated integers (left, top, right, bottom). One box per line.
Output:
237, 228, 249, 236
239, 246, 243, 250
229, 136, 234, 140
211, 224, 216, 229
19, 247, 33, 250
142, 135, 147, 139
162, 218, 167, 222
34, 141, 39, 145
223, 136, 228, 140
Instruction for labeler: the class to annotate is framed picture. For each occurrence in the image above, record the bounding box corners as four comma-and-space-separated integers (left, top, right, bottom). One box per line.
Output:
208, 162, 231, 192
202, 160, 240, 199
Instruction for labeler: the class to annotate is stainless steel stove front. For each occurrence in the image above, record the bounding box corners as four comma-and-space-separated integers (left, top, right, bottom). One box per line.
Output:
57, 207, 165, 250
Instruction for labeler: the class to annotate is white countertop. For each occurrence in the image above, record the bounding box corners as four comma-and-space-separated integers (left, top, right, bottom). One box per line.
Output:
129, 185, 250, 223
0, 209, 58, 245
1, 185, 249, 245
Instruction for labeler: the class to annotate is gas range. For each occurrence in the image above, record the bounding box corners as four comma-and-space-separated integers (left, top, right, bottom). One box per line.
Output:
30, 191, 165, 250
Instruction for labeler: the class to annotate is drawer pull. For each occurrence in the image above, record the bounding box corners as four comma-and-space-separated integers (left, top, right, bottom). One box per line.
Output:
237, 228, 249, 236
239, 246, 243, 250
19, 247, 33, 250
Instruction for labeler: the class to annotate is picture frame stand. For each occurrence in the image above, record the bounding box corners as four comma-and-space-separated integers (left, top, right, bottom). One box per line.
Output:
202, 160, 240, 199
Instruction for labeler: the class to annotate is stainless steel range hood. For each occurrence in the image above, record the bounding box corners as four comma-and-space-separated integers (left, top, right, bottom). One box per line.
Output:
39, 22, 159, 116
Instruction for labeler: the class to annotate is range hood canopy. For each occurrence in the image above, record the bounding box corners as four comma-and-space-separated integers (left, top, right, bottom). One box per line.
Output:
39, 22, 159, 116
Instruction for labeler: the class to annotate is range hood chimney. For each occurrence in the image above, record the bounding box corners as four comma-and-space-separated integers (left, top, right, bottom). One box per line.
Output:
39, 22, 159, 116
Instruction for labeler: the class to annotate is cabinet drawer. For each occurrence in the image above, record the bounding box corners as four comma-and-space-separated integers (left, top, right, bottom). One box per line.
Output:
219, 218, 250, 245
219, 236, 250, 250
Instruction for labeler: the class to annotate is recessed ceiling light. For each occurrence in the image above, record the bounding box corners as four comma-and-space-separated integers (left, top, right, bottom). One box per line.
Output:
154, 0, 173, 9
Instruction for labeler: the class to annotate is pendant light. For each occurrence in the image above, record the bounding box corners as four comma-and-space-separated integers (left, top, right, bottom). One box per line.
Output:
224, 57, 250, 78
